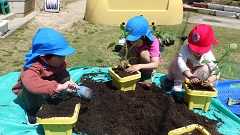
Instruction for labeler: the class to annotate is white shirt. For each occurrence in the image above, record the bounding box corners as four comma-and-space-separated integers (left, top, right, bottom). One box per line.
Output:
177, 44, 217, 76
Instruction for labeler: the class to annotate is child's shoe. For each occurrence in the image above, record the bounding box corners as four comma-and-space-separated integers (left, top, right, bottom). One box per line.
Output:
26, 114, 38, 126
26, 107, 40, 126
172, 80, 183, 92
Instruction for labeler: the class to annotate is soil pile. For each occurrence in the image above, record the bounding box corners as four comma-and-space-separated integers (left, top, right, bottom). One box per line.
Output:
37, 73, 222, 135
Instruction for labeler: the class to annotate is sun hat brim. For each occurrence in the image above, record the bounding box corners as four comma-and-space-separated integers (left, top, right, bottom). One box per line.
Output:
52, 46, 76, 56
146, 28, 154, 41
126, 28, 154, 42
189, 36, 218, 54
23, 46, 75, 69
126, 35, 141, 42
189, 43, 211, 54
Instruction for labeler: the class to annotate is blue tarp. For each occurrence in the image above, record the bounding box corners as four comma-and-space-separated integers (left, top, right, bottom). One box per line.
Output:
0, 66, 240, 135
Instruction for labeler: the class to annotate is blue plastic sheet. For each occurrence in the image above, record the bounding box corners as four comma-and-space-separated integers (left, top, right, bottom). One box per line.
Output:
215, 80, 240, 116
0, 66, 240, 135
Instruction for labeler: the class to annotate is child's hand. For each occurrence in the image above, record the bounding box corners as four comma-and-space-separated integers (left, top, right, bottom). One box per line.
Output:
57, 81, 79, 93
189, 76, 200, 84
201, 79, 211, 87
119, 60, 127, 68
125, 65, 140, 73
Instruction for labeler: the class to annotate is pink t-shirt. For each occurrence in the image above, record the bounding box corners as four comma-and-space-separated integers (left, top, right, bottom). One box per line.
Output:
133, 36, 162, 62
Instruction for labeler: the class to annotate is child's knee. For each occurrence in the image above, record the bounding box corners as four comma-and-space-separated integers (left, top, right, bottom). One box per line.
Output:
139, 50, 150, 63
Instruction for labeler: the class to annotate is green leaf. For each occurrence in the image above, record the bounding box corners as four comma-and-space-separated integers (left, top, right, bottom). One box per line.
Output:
229, 43, 237, 51
126, 28, 134, 36
119, 35, 124, 39
214, 69, 220, 75
117, 56, 123, 60
120, 24, 126, 38
120, 24, 125, 31
107, 42, 116, 49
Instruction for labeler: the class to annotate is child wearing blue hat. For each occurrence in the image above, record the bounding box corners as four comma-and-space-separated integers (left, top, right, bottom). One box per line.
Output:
12, 28, 80, 126
118, 16, 162, 84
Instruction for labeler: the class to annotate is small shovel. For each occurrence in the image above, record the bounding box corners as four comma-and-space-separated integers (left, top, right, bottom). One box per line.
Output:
227, 98, 240, 106
68, 86, 93, 100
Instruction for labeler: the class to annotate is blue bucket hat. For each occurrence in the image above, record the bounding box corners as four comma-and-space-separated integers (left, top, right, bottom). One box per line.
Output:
24, 28, 75, 69
125, 16, 154, 42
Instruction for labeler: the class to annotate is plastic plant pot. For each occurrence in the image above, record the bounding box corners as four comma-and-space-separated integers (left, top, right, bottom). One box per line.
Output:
183, 79, 218, 112
109, 67, 141, 91
168, 124, 211, 135
114, 44, 123, 52
37, 103, 81, 135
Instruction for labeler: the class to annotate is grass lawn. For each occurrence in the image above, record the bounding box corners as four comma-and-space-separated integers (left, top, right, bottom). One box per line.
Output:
0, 11, 239, 80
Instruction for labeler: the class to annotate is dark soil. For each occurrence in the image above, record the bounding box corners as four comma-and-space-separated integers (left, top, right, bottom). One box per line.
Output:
36, 73, 223, 135
112, 67, 138, 78
36, 95, 80, 118
185, 82, 212, 91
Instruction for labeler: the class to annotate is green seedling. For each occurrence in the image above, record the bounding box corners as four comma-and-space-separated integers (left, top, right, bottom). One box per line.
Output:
107, 24, 138, 69
201, 43, 238, 78
107, 24, 133, 49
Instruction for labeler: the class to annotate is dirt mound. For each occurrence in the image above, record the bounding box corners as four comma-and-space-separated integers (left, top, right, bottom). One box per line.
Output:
37, 72, 222, 135
74, 78, 221, 135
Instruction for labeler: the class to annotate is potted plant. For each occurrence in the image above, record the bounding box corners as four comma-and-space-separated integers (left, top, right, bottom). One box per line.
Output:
114, 38, 126, 52
152, 25, 176, 52
183, 43, 238, 112
107, 24, 141, 91
158, 31, 175, 47
108, 23, 128, 52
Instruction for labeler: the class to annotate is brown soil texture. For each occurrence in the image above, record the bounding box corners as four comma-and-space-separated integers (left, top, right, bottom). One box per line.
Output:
184, 82, 212, 91
112, 67, 138, 78
36, 95, 80, 118
37, 73, 223, 135
112, 67, 137, 78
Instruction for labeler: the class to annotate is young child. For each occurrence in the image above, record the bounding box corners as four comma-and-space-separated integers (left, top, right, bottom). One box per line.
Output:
118, 16, 162, 83
164, 24, 220, 92
12, 28, 80, 126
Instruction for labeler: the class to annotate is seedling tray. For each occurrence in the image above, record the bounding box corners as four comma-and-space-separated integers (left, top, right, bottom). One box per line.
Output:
215, 80, 240, 115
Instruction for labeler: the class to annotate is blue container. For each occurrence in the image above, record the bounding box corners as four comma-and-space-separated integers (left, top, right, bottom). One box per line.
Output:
215, 80, 240, 115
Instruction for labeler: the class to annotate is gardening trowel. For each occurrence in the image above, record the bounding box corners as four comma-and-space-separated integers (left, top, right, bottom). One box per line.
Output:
227, 98, 240, 106
68, 86, 93, 100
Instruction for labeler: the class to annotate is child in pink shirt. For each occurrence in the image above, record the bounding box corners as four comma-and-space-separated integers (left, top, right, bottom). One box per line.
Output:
118, 16, 162, 84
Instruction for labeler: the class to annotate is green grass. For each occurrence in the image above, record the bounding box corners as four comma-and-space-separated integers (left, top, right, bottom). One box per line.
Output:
0, 11, 239, 80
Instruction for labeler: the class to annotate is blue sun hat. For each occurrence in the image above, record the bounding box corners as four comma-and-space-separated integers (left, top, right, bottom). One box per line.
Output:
125, 16, 154, 42
24, 28, 75, 68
